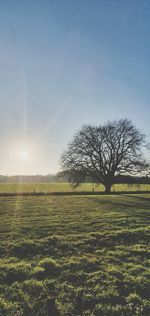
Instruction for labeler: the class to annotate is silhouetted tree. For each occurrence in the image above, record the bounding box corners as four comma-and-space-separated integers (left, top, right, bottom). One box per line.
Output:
61, 119, 149, 193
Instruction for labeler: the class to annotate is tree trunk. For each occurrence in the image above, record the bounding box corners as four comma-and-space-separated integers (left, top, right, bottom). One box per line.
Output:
104, 184, 111, 194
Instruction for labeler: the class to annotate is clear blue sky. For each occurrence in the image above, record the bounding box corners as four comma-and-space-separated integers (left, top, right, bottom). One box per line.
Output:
0, 0, 150, 174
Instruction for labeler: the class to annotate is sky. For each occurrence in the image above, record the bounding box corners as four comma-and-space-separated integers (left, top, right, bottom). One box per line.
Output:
0, 0, 150, 175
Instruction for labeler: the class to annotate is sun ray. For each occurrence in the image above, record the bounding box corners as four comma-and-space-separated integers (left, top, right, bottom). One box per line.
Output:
36, 66, 94, 140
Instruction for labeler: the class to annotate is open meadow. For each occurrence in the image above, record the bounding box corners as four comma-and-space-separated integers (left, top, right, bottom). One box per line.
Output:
0, 183, 150, 193
0, 194, 150, 315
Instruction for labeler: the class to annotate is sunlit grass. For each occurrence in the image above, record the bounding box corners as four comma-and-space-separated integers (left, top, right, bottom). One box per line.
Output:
0, 182, 150, 193
0, 194, 150, 315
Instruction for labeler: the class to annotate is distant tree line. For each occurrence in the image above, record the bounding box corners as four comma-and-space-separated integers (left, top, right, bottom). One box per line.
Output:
0, 174, 59, 183
0, 174, 150, 184
59, 174, 150, 184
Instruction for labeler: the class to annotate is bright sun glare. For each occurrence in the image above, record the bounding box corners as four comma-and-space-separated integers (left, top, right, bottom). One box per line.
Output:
18, 150, 29, 160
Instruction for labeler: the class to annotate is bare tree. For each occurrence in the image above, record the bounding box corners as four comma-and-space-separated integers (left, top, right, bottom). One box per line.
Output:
61, 119, 149, 193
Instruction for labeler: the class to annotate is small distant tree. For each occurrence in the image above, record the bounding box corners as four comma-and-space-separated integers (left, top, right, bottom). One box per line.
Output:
61, 119, 149, 193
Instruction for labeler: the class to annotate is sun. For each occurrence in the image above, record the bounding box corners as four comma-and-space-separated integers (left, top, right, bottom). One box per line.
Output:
18, 150, 29, 160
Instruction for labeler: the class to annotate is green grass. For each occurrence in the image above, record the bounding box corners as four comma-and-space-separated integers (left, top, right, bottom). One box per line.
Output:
0, 194, 150, 315
0, 182, 150, 193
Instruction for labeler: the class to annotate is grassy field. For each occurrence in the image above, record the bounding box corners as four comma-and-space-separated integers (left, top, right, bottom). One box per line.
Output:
0, 182, 150, 193
0, 194, 150, 315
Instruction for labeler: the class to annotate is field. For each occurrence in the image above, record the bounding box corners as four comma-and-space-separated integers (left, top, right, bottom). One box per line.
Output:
0, 194, 150, 315
0, 182, 150, 193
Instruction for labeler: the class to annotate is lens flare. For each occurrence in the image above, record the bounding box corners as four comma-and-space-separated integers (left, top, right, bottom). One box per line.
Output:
18, 150, 28, 160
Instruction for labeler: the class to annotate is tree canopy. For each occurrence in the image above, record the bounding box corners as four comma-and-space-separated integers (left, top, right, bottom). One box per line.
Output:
61, 119, 149, 193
